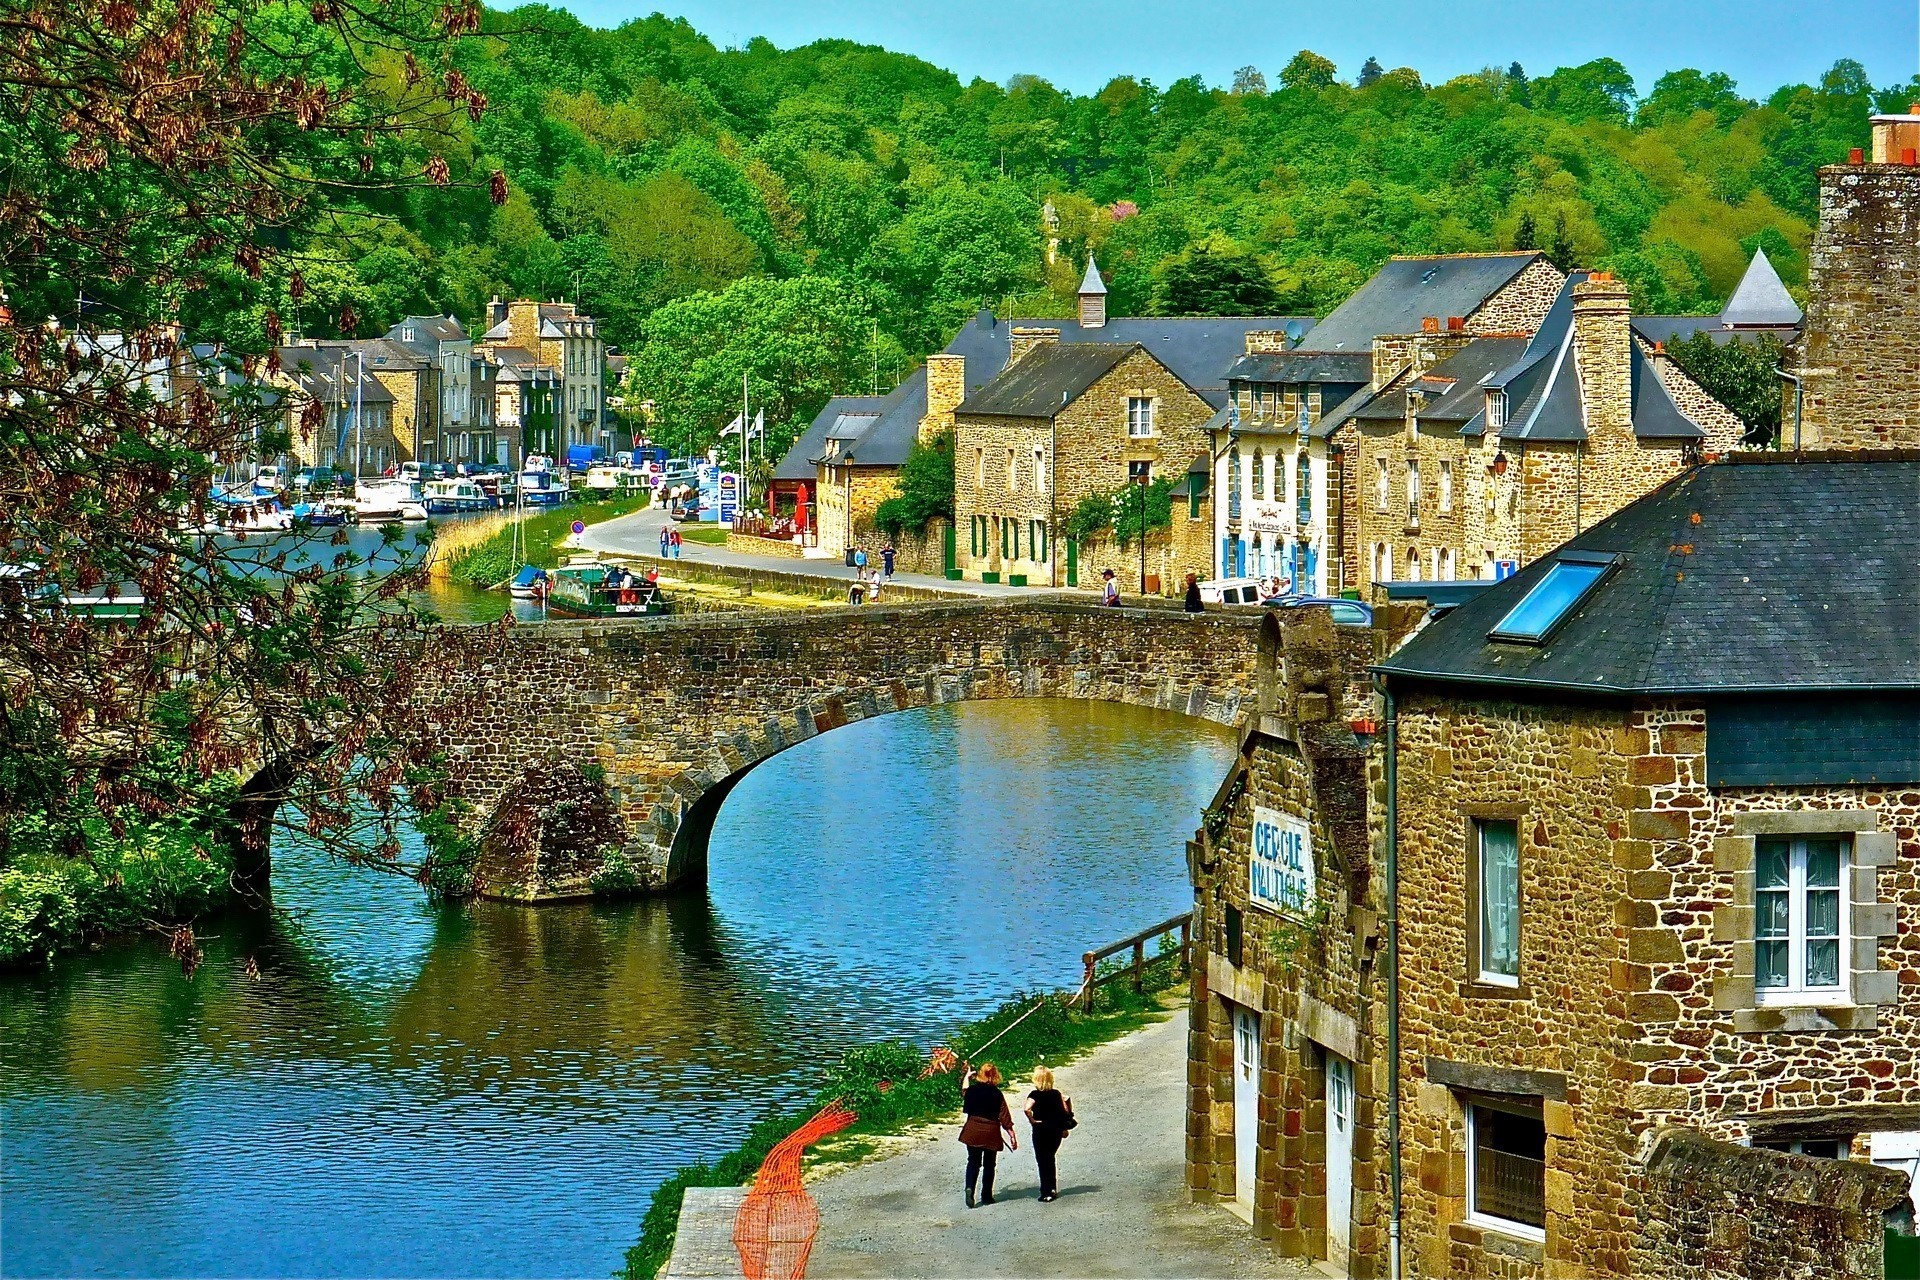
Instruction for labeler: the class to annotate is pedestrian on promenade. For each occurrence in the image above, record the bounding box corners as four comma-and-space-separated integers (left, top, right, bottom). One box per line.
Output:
866, 568, 883, 603
854, 546, 868, 575
659, 525, 670, 558
1183, 572, 1204, 613
669, 527, 683, 559
959, 1061, 1016, 1207
1023, 1065, 1075, 1202
881, 540, 896, 582
1101, 568, 1120, 606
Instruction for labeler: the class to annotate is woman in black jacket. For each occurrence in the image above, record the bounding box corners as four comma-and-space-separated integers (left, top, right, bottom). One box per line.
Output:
957, 1062, 1017, 1207
1023, 1065, 1073, 1202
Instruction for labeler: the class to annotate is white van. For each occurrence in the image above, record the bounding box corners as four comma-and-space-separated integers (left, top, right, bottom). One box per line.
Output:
1199, 577, 1268, 606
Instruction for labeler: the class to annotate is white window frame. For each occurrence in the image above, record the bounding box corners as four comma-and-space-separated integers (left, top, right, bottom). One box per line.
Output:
1465, 1100, 1548, 1243
1128, 396, 1156, 437
1407, 459, 1421, 523
1754, 836, 1851, 1005
1487, 391, 1506, 433
1439, 460, 1453, 513
1476, 818, 1522, 988
1376, 457, 1389, 511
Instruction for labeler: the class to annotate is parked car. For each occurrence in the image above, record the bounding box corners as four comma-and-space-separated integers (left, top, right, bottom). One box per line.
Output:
669, 499, 703, 522
1269, 595, 1374, 628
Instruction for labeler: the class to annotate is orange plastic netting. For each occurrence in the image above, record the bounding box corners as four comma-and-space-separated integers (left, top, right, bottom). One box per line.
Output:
732, 1100, 858, 1280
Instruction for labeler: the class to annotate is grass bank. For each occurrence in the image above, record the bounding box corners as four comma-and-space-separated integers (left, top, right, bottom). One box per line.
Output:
436, 494, 653, 589
624, 938, 1188, 1279
0, 821, 237, 969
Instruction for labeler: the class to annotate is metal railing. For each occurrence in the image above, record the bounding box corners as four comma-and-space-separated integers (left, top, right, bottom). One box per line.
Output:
1079, 912, 1192, 1008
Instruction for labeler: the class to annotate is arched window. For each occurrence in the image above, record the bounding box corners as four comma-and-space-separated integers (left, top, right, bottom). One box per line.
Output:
1374, 543, 1391, 583
1407, 547, 1420, 581
1296, 452, 1312, 526
1228, 448, 1242, 520
1251, 449, 1265, 503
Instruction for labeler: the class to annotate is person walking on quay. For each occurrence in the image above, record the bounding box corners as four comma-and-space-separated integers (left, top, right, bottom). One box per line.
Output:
669, 527, 683, 559
1183, 572, 1204, 613
853, 545, 868, 576
1101, 568, 1120, 606
959, 1061, 1017, 1208
659, 525, 670, 558
881, 540, 896, 583
1023, 1065, 1075, 1202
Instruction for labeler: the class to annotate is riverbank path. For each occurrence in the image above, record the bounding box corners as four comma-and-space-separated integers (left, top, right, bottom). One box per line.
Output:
803, 1008, 1311, 1279
576, 506, 1042, 599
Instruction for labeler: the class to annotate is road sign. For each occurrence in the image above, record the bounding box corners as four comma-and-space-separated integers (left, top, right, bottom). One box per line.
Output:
718, 471, 739, 526
571, 520, 585, 535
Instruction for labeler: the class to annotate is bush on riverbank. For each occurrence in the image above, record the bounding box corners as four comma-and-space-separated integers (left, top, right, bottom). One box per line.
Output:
624, 944, 1189, 1279
0, 824, 236, 969
439, 494, 653, 588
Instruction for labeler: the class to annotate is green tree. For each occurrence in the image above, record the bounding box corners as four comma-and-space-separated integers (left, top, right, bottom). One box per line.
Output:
1639, 69, 1750, 128
1533, 58, 1636, 123
1665, 331, 1788, 447
1357, 57, 1384, 88
1279, 50, 1339, 92
873, 434, 955, 533
1152, 241, 1280, 315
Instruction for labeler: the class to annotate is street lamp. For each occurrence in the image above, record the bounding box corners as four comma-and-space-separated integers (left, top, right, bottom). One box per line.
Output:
1133, 475, 1149, 596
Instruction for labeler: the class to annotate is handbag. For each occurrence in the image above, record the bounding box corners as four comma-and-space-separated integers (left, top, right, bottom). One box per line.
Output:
1061, 1097, 1078, 1131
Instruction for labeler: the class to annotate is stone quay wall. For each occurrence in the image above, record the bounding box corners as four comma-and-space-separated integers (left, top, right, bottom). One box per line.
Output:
417, 600, 1266, 901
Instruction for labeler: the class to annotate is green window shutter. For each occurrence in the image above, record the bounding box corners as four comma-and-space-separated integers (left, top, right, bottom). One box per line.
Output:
1190, 489, 1202, 520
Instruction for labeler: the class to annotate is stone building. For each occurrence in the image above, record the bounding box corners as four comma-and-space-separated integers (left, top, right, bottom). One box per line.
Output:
1189, 454, 1918, 1278
480, 298, 606, 457
274, 343, 396, 474
1789, 110, 1920, 451
1334, 271, 1745, 598
1184, 144, 1920, 1280
767, 260, 1305, 582
488, 345, 562, 461
951, 335, 1215, 587
354, 336, 440, 465
1214, 252, 1564, 595
386, 315, 500, 464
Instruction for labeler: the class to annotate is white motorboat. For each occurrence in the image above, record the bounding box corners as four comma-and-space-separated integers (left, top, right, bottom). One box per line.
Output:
423, 478, 495, 514
354, 478, 429, 521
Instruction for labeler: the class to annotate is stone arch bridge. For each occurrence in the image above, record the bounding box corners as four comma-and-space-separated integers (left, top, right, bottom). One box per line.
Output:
414, 599, 1275, 901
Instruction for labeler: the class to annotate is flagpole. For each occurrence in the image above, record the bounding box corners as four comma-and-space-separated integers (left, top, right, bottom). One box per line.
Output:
741, 369, 750, 508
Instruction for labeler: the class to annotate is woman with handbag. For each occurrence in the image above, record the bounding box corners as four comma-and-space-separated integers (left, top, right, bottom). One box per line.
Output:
958, 1062, 1017, 1207
1023, 1064, 1075, 1202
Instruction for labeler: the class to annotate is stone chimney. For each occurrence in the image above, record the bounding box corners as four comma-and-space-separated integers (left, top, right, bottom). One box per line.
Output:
1008, 327, 1061, 368
923, 353, 965, 443
1571, 273, 1633, 438
1244, 330, 1292, 355
1077, 256, 1107, 329
487, 295, 507, 330
1791, 126, 1920, 449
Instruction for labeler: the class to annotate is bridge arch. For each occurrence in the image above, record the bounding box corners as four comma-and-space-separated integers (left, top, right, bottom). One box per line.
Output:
425, 600, 1267, 900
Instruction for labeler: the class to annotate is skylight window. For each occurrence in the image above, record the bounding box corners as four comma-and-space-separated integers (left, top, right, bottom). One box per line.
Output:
1487, 552, 1617, 644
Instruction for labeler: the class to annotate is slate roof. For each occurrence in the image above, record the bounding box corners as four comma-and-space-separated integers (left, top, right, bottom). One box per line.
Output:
780, 395, 887, 480
1414, 338, 1530, 422
958, 342, 1138, 418
1227, 350, 1374, 385
275, 344, 395, 404
769, 309, 1311, 477
1375, 454, 1920, 696
1632, 248, 1803, 347
356, 338, 427, 371
387, 315, 468, 351
1292, 253, 1541, 354
1079, 257, 1109, 296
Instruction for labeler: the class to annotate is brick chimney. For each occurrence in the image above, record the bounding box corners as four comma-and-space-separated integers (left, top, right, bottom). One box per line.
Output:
1008, 327, 1061, 368
923, 353, 965, 443
1793, 130, 1920, 449
1077, 257, 1108, 329
1571, 273, 1632, 438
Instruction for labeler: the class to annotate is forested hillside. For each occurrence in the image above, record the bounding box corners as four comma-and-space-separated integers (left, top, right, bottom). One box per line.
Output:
187, 8, 1920, 452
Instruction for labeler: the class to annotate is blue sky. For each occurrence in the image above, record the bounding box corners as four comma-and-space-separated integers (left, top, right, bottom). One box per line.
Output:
554, 0, 1916, 99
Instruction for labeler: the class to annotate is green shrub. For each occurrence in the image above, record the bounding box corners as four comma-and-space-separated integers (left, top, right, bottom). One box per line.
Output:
0, 828, 234, 969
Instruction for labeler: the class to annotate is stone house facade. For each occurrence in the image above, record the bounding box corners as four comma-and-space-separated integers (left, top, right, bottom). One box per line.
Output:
275, 341, 397, 474
1335, 273, 1745, 599
952, 337, 1215, 589
1189, 452, 1919, 1279
387, 315, 501, 464
1215, 253, 1564, 596
767, 261, 1304, 589
1789, 112, 1920, 452
481, 297, 606, 456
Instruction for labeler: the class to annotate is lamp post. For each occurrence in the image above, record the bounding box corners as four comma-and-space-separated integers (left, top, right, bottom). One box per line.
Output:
1134, 475, 1149, 596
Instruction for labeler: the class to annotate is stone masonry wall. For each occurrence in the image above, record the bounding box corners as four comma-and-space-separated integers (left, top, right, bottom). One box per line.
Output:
1468, 256, 1567, 335
417, 600, 1266, 900
1794, 164, 1920, 451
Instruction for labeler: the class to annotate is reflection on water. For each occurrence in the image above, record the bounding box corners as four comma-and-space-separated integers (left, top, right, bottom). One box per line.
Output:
0, 700, 1234, 1279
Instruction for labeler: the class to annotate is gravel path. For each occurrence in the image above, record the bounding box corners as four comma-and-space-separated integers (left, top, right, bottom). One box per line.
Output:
802, 1009, 1311, 1279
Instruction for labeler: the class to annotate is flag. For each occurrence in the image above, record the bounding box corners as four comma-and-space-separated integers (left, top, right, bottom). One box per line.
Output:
749, 408, 765, 440
719, 413, 744, 437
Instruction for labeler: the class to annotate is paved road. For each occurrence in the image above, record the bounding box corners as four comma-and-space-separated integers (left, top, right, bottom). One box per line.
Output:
804, 1010, 1310, 1280
576, 505, 1050, 599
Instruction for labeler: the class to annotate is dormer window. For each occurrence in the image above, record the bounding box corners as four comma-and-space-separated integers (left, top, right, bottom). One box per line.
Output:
1487, 552, 1617, 644
1486, 391, 1507, 433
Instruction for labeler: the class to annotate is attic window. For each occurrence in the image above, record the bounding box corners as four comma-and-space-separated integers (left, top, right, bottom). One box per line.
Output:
1420, 268, 1439, 285
1486, 552, 1617, 644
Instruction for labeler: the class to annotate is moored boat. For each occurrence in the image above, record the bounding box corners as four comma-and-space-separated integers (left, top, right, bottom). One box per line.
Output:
542, 558, 667, 618
422, 478, 496, 514
354, 479, 429, 522
517, 467, 571, 508
509, 564, 549, 600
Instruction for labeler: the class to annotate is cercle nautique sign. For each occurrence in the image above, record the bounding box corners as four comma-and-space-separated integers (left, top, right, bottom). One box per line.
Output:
1250, 805, 1314, 918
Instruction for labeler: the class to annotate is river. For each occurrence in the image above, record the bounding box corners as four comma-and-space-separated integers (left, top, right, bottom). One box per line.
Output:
0, 699, 1235, 1279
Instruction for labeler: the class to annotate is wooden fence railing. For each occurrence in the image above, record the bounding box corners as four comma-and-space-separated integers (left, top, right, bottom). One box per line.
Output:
1079, 912, 1192, 1008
